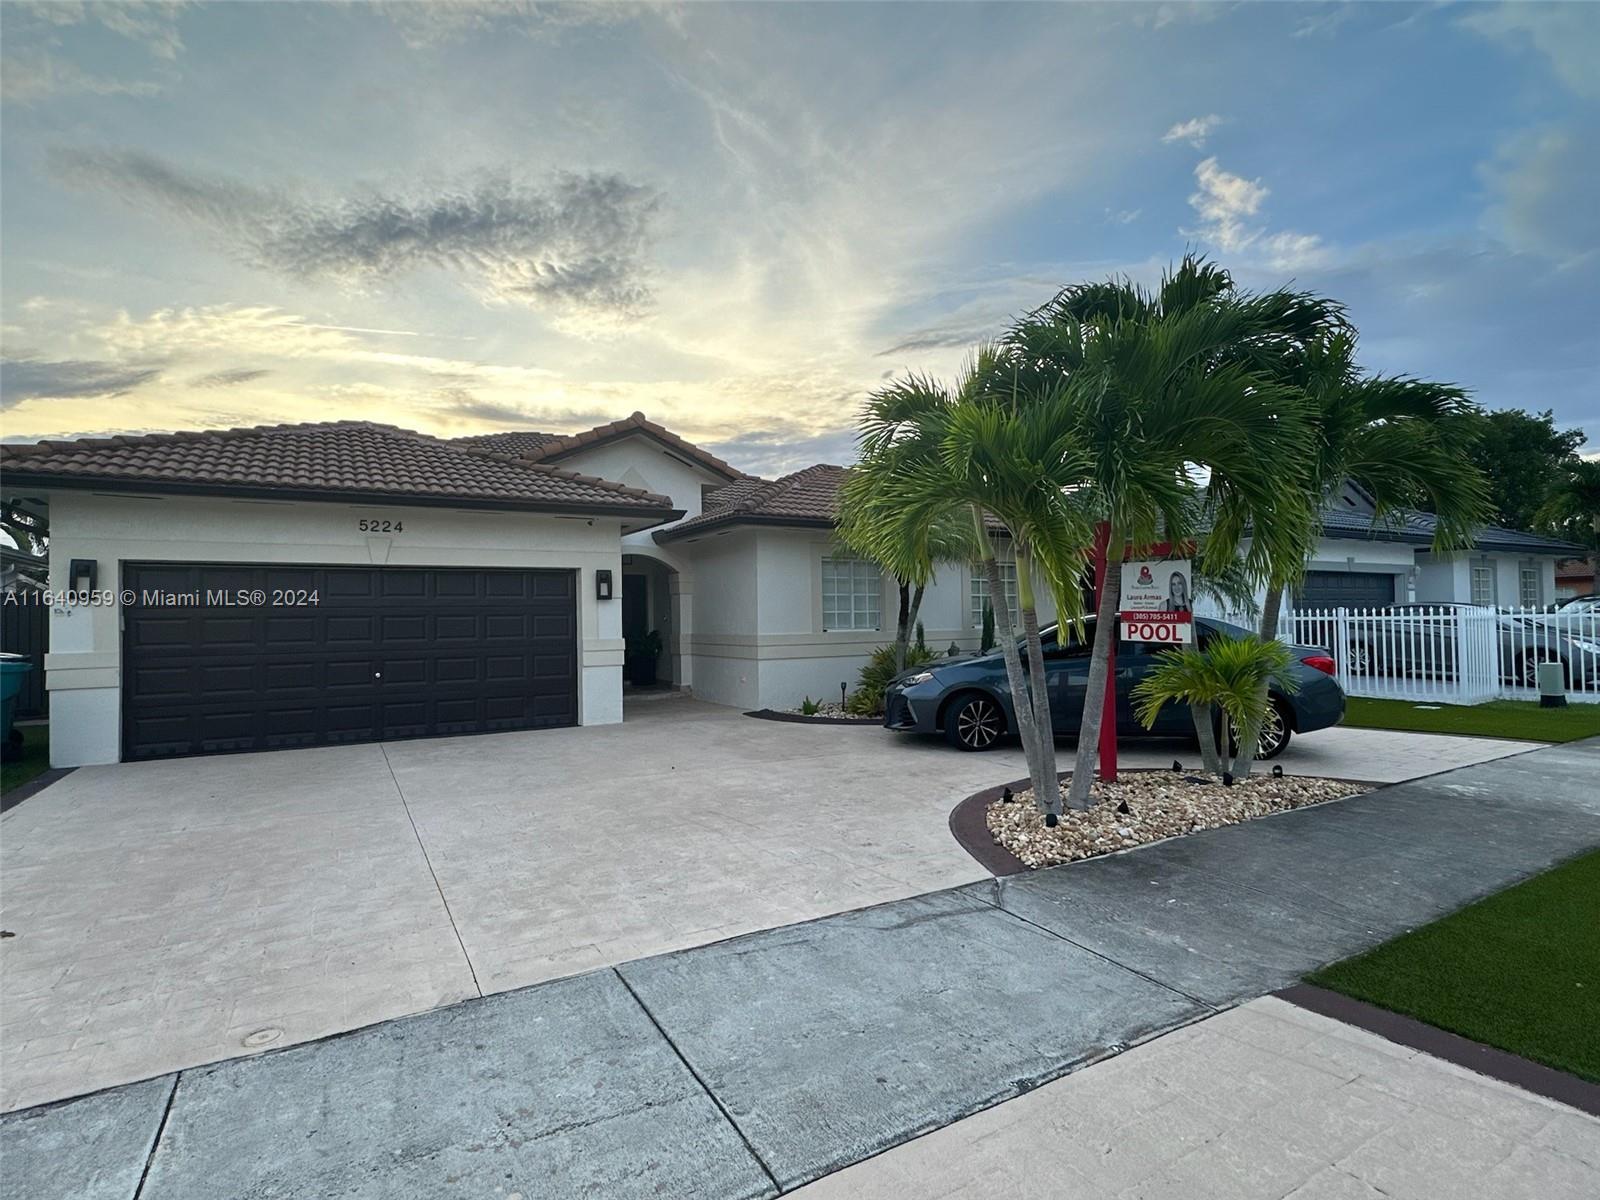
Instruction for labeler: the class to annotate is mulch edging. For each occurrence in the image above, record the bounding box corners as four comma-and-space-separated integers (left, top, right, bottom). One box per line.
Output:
0, 767, 76, 816
947, 773, 1057, 877
1277, 982, 1600, 1118
743, 709, 881, 727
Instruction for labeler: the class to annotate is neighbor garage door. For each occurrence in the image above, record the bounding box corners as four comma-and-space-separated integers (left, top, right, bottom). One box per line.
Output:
1294, 570, 1396, 610
122, 563, 577, 761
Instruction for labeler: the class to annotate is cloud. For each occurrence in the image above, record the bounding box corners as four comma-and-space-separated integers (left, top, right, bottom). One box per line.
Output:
48, 149, 663, 320
1185, 157, 1327, 270
188, 367, 270, 388
374, 1, 650, 49
705, 423, 862, 477
1480, 125, 1600, 267
876, 319, 1002, 357
1187, 157, 1268, 251
0, 357, 162, 408
429, 389, 611, 430
1461, 2, 1600, 98
0, 54, 169, 103
1161, 115, 1223, 149
1, 2, 188, 102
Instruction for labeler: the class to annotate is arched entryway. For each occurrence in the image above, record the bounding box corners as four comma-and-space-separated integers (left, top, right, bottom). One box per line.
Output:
620, 552, 684, 693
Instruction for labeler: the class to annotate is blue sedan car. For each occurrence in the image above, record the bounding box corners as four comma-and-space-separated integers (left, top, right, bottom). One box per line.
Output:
883, 617, 1345, 757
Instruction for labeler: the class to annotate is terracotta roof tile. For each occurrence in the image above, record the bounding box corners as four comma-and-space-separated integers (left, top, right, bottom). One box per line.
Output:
656, 463, 845, 542
478, 411, 749, 482
0, 421, 677, 516
447, 430, 566, 457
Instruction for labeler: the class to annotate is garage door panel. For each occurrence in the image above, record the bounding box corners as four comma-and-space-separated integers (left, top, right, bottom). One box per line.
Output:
434, 613, 480, 641
1295, 571, 1396, 610
122, 564, 578, 761
264, 615, 318, 645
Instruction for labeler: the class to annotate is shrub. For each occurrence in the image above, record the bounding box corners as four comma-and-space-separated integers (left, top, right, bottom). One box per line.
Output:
799, 696, 822, 716
845, 643, 938, 716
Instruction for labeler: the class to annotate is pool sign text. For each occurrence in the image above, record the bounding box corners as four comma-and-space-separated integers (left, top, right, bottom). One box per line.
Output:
1119, 558, 1193, 643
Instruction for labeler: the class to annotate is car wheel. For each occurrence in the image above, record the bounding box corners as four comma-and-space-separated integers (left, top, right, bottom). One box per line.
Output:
1347, 642, 1371, 675
1254, 701, 1292, 760
944, 693, 1005, 751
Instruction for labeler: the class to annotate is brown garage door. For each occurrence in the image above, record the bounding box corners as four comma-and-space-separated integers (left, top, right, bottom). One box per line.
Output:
122, 563, 577, 761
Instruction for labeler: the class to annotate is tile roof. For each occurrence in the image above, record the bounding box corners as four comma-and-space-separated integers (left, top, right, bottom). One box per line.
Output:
1317, 505, 1582, 554
0, 421, 678, 517
480, 411, 749, 482
655, 464, 845, 542
447, 430, 566, 457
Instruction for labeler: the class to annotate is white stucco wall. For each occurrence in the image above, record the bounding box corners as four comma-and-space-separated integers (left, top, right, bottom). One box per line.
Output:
43, 490, 627, 767
675, 526, 1051, 711
556, 434, 737, 691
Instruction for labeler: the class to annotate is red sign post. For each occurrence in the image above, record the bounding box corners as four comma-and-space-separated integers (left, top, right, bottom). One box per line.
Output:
1090, 529, 1183, 785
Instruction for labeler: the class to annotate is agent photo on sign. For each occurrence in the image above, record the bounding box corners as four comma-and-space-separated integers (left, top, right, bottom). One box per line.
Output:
1162, 570, 1191, 613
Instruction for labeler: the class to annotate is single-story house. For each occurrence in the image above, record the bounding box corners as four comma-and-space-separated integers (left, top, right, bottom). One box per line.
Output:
1, 413, 1580, 767
1556, 557, 1596, 601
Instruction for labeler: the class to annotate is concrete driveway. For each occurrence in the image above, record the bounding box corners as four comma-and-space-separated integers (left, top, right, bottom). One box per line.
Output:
0, 698, 1536, 1111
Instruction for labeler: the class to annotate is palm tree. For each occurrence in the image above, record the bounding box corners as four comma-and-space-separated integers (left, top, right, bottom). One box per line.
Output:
844, 350, 1093, 820
1006, 260, 1329, 809
836, 487, 968, 673
1229, 331, 1490, 776
1131, 634, 1299, 776
1536, 459, 1600, 557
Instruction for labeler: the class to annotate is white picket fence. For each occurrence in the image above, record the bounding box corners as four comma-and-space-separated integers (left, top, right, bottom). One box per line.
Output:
1288, 605, 1600, 706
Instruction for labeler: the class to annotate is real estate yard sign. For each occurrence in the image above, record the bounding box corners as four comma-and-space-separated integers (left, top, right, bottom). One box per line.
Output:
1119, 559, 1194, 644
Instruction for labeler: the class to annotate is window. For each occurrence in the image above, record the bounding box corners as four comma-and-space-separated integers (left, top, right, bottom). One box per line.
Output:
821, 557, 881, 631
1470, 564, 1495, 606
1520, 566, 1541, 608
970, 562, 1019, 627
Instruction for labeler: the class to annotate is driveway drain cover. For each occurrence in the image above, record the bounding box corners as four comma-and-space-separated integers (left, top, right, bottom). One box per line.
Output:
242, 1027, 283, 1048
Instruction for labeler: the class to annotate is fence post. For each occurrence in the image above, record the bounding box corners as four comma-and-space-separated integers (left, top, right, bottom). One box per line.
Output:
1334, 607, 1350, 684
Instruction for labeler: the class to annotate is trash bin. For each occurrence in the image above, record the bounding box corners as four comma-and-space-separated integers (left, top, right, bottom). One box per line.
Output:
0, 652, 34, 759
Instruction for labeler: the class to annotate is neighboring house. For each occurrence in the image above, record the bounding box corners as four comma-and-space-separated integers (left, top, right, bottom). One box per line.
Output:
1, 544, 48, 593
1555, 557, 1596, 602
0, 414, 1581, 768
1287, 480, 1580, 612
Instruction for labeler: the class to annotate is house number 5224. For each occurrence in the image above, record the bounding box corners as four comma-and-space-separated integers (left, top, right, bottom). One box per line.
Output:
358, 519, 403, 533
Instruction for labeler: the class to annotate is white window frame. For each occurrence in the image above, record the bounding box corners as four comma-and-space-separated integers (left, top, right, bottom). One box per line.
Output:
971, 562, 1019, 627
1470, 562, 1495, 607
1519, 564, 1541, 608
821, 557, 881, 631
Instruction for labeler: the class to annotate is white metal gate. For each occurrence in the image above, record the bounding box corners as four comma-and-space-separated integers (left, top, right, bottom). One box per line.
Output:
1288, 605, 1600, 706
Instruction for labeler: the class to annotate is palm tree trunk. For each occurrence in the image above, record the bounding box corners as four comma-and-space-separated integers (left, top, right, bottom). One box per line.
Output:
906, 583, 926, 655
972, 507, 1050, 809
893, 579, 911, 672
1015, 546, 1060, 816
1066, 544, 1121, 810
1190, 702, 1222, 774
1235, 578, 1288, 781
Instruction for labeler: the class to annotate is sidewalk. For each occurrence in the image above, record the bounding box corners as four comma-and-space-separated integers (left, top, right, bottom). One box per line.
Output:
791, 996, 1600, 1200
3, 740, 1597, 1198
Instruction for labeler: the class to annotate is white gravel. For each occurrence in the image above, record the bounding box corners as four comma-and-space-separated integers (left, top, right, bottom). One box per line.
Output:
987, 771, 1371, 868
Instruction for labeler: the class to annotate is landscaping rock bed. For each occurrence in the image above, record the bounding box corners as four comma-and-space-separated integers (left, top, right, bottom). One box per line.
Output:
987, 771, 1371, 869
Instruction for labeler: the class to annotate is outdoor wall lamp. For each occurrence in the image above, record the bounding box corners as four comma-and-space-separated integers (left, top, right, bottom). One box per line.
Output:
596, 569, 614, 601
69, 558, 98, 593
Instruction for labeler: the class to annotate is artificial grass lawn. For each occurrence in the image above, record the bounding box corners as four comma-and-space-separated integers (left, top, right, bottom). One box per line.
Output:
1308, 849, 1600, 1082
1342, 696, 1600, 743
0, 723, 50, 795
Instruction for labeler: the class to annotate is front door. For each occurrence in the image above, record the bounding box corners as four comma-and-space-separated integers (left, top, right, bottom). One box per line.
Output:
621, 574, 648, 644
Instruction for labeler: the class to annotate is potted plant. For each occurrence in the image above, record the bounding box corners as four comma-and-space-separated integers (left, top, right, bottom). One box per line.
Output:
625, 629, 664, 686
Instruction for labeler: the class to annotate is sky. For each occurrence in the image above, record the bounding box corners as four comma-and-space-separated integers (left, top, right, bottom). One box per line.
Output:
1, 0, 1596, 476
